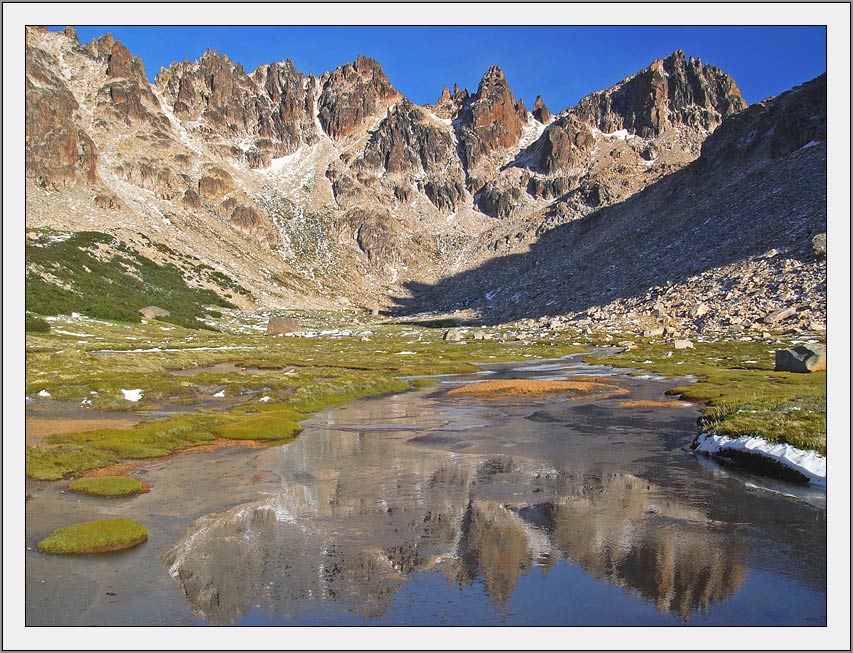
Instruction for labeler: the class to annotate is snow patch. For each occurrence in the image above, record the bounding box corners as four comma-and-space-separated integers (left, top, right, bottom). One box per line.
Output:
37, 390, 52, 398
694, 432, 826, 488
121, 388, 143, 402
593, 128, 635, 141
213, 390, 225, 398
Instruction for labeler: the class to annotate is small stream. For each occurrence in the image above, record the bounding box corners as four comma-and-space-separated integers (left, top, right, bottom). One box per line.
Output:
25, 355, 826, 626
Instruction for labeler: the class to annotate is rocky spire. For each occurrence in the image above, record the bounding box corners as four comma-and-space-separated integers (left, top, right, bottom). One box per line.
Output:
533, 95, 552, 123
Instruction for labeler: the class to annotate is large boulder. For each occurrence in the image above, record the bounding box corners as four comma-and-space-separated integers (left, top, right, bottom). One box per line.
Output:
139, 306, 170, 319
266, 316, 300, 336
774, 344, 826, 372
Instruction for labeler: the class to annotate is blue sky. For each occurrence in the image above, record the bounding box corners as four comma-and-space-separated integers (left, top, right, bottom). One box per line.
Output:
55, 26, 826, 111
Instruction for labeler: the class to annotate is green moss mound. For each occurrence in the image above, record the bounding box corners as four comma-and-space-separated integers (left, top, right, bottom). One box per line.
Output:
68, 476, 145, 497
26, 445, 117, 481
37, 518, 148, 555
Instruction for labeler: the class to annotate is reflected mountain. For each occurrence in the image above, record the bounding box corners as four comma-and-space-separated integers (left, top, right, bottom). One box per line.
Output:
162, 444, 745, 624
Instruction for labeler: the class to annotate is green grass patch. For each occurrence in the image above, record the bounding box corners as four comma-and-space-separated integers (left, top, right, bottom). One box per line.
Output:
26, 445, 117, 481
67, 476, 145, 497
595, 339, 827, 455
37, 518, 148, 555
213, 408, 304, 441
49, 414, 218, 458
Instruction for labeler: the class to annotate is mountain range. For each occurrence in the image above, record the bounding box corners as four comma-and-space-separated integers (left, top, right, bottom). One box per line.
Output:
25, 26, 827, 336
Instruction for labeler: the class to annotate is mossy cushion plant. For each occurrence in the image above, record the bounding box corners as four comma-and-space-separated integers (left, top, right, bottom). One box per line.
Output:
68, 476, 146, 497
36, 518, 148, 555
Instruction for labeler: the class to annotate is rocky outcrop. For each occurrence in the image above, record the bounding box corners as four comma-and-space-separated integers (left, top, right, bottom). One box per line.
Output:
571, 50, 746, 138
25, 39, 98, 189
775, 344, 826, 372
156, 52, 317, 158
457, 65, 527, 188
86, 34, 168, 128
692, 74, 826, 173
425, 83, 469, 120
355, 100, 468, 212
537, 115, 596, 174
317, 56, 401, 140
340, 207, 396, 268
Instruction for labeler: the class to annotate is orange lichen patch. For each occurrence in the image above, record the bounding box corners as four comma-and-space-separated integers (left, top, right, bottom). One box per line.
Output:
178, 437, 269, 454
448, 379, 628, 399
616, 400, 689, 409
26, 417, 142, 445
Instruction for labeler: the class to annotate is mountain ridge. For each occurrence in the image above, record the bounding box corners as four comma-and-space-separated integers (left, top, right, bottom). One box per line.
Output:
25, 26, 825, 338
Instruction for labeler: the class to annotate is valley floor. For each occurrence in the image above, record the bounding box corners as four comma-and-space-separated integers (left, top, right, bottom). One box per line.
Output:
23, 309, 826, 485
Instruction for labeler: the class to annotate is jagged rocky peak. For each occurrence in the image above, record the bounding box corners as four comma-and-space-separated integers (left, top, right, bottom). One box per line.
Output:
79, 32, 165, 126
458, 65, 528, 187
318, 55, 401, 140
572, 49, 746, 138
533, 95, 553, 124
155, 50, 316, 162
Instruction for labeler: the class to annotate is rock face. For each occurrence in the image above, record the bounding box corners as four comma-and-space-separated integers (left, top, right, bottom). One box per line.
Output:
139, 306, 170, 319
775, 344, 826, 373
457, 65, 527, 189
25, 33, 98, 189
266, 316, 300, 335
317, 55, 401, 140
532, 95, 553, 124
355, 100, 467, 212
571, 50, 745, 138
156, 51, 317, 160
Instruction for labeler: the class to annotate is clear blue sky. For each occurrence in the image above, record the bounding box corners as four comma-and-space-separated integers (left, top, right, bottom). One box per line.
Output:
54, 26, 826, 111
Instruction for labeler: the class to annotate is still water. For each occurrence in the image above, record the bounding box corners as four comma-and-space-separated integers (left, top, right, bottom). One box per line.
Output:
26, 355, 826, 626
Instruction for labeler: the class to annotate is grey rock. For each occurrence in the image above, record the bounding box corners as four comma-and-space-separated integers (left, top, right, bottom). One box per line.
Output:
443, 328, 465, 341
775, 344, 826, 372
138, 305, 170, 319
266, 316, 300, 336
673, 339, 694, 349
762, 306, 797, 324
812, 232, 826, 258
689, 302, 710, 318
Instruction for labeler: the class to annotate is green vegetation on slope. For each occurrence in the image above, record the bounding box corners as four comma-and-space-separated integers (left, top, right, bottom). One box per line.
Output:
67, 475, 146, 497
595, 339, 827, 455
37, 518, 148, 554
25, 230, 235, 329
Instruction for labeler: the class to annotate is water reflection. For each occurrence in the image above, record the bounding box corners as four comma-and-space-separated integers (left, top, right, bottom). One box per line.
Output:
163, 449, 745, 624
